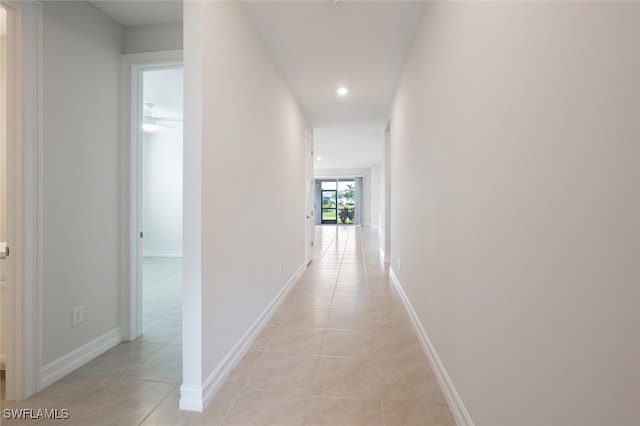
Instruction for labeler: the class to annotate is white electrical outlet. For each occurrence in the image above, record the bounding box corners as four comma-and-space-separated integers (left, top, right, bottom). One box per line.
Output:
397, 259, 402, 271
72, 306, 85, 326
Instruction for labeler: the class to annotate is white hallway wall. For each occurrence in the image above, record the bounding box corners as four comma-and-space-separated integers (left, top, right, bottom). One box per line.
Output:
183, 1, 308, 409
390, 2, 640, 425
0, 32, 6, 367
41, 1, 123, 367
143, 126, 183, 256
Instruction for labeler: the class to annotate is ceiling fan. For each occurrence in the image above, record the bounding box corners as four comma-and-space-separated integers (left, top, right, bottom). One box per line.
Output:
142, 102, 182, 132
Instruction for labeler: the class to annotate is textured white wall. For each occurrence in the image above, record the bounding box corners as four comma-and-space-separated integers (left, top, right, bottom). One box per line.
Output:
183, 1, 308, 403
41, 1, 123, 366
390, 2, 640, 425
143, 127, 183, 256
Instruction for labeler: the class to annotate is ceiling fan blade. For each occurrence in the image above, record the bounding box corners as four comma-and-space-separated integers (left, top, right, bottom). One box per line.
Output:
158, 122, 176, 129
155, 116, 183, 122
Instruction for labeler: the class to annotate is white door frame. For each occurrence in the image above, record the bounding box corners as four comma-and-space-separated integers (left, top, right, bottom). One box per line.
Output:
304, 129, 314, 265
2, 0, 43, 400
120, 50, 183, 341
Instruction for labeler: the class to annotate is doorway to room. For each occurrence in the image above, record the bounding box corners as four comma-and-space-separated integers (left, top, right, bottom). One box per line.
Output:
123, 51, 184, 386
139, 67, 184, 351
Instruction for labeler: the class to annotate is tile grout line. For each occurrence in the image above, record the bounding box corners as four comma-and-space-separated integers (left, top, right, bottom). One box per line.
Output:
137, 383, 180, 426
359, 227, 389, 426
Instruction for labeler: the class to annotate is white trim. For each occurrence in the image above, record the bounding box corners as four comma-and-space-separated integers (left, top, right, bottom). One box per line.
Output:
40, 328, 121, 390
119, 50, 183, 342
2, 0, 43, 401
1, 280, 4, 369
379, 248, 389, 264
179, 263, 307, 412
178, 385, 205, 412
143, 250, 183, 258
389, 268, 474, 426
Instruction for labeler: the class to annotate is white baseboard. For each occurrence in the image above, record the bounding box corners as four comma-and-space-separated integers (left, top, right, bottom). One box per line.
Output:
379, 248, 390, 264
143, 250, 183, 258
1, 280, 6, 369
389, 268, 474, 426
179, 263, 307, 412
41, 327, 121, 389
179, 386, 205, 412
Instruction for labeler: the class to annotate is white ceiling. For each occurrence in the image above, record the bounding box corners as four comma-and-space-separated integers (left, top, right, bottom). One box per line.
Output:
242, 1, 425, 169
87, 0, 425, 170
90, 1, 182, 27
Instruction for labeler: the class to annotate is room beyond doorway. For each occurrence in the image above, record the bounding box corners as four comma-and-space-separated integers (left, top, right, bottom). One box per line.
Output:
140, 67, 183, 342
317, 178, 359, 225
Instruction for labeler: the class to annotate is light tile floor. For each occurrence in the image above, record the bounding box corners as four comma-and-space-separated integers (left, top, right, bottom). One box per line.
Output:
1, 226, 454, 425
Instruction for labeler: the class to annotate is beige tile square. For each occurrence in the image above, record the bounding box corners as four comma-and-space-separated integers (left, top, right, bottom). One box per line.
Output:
267, 327, 325, 354
320, 330, 375, 359
224, 351, 263, 389
326, 309, 371, 330
298, 287, 336, 299
250, 326, 279, 351
280, 292, 301, 308
370, 294, 405, 312
370, 308, 413, 332
310, 357, 379, 400
333, 287, 369, 298
268, 304, 292, 327
130, 344, 182, 383
72, 341, 162, 377
381, 402, 455, 426
336, 279, 368, 289
338, 272, 367, 279
330, 295, 370, 311
246, 352, 318, 394
294, 294, 334, 310
140, 320, 182, 345
23, 374, 115, 405
304, 397, 383, 425
282, 307, 329, 329
367, 286, 398, 298
376, 358, 447, 405
224, 390, 305, 425
61, 377, 175, 426
373, 330, 426, 362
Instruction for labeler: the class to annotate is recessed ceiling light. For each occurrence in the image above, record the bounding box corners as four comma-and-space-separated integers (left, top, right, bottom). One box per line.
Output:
316, 157, 322, 161
336, 87, 349, 96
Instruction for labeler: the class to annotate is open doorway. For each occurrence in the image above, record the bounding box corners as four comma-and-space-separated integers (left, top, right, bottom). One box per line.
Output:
139, 68, 183, 349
